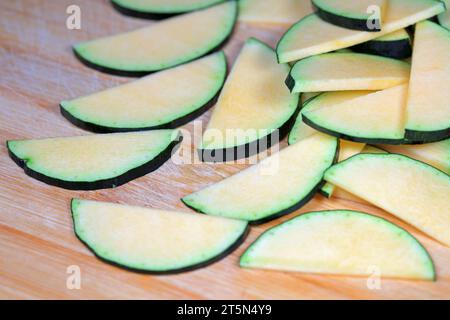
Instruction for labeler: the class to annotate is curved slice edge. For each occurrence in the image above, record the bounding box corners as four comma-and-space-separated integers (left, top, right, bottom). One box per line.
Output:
312, 0, 383, 32
111, 0, 226, 18
61, 52, 227, 133
240, 210, 435, 280
71, 199, 249, 274
6, 133, 182, 191
184, 134, 339, 224
73, 1, 237, 76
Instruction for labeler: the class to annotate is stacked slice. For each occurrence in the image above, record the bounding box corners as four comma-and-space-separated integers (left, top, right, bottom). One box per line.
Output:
404, 21, 450, 142
286, 52, 410, 93
276, 0, 445, 63
302, 85, 407, 144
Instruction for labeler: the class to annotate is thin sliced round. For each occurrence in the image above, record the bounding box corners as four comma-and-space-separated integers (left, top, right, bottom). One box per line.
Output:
238, 0, 314, 25
183, 133, 338, 224
379, 139, 450, 174
276, 0, 445, 63
72, 199, 248, 273
405, 21, 450, 142
60, 52, 227, 133
312, 0, 386, 31
438, 0, 450, 30
352, 28, 412, 59
74, 1, 237, 75
302, 85, 408, 144
200, 38, 299, 161
286, 52, 410, 93
325, 154, 450, 246
7, 130, 181, 190
111, 0, 226, 16
240, 210, 435, 280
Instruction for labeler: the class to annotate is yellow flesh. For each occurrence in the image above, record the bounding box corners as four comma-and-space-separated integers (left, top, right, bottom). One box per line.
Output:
315, 0, 386, 19
289, 91, 367, 144
329, 145, 387, 202
379, 140, 450, 174
73, 199, 247, 271
201, 39, 298, 149
291, 53, 410, 92
75, 2, 235, 70
8, 131, 177, 181
241, 210, 434, 280
405, 21, 450, 132
304, 85, 408, 140
325, 154, 450, 246
184, 134, 337, 221
376, 28, 409, 41
239, 0, 314, 25
61, 53, 225, 128
277, 0, 445, 63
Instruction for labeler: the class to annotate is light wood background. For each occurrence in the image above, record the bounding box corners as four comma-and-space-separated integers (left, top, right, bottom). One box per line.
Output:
0, 0, 449, 299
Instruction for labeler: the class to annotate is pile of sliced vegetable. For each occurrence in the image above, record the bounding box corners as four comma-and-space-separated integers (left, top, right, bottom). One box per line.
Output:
7, 0, 450, 279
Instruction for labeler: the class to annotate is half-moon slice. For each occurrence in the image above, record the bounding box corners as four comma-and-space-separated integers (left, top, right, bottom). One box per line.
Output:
240, 210, 435, 280
7, 130, 181, 190
72, 199, 248, 273
74, 1, 237, 75
184, 133, 338, 224
60, 52, 227, 132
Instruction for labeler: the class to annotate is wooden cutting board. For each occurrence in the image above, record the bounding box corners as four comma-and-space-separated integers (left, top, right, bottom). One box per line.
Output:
1, 0, 449, 299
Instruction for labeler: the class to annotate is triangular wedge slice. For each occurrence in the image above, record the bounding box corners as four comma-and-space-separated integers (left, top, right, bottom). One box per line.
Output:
438, 0, 450, 30
379, 139, 450, 174
73, 1, 237, 75
183, 133, 338, 224
240, 210, 435, 280
111, 0, 226, 17
238, 0, 314, 25
352, 28, 412, 59
276, 0, 445, 63
312, 0, 386, 31
60, 52, 226, 133
199, 38, 299, 162
286, 52, 410, 93
7, 130, 181, 190
325, 154, 450, 246
302, 85, 408, 144
320, 141, 365, 198
405, 21, 450, 142
72, 199, 248, 273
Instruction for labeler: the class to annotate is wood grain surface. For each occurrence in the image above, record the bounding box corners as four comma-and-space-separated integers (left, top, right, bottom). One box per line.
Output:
0, 0, 449, 299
